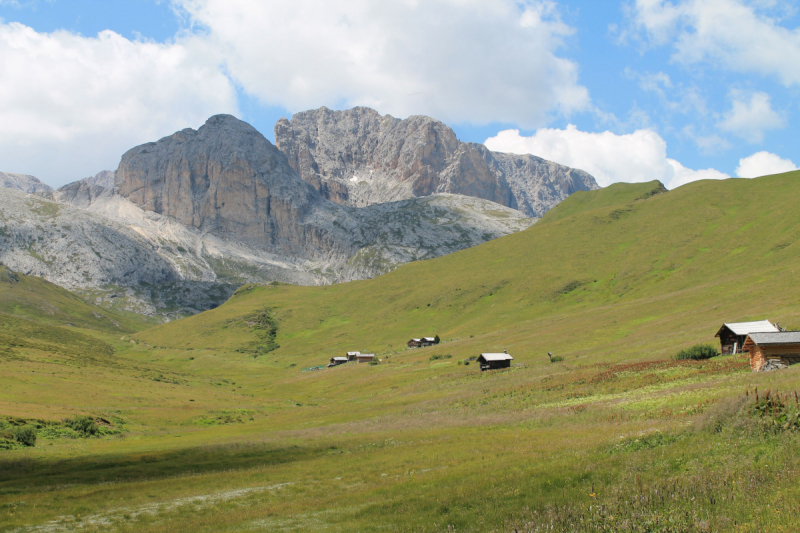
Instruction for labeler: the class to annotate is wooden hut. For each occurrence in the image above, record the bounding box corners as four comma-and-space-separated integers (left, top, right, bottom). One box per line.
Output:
477, 352, 513, 371
715, 320, 778, 355
356, 353, 376, 363
346, 351, 361, 361
328, 356, 348, 367
743, 332, 800, 371
408, 337, 436, 348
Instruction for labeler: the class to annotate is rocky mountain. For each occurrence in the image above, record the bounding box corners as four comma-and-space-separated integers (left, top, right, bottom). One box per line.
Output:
0, 115, 534, 317
0, 172, 53, 195
53, 170, 116, 207
275, 106, 598, 217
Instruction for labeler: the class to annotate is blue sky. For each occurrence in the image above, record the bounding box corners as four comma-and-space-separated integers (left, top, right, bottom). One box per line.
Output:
0, 0, 797, 188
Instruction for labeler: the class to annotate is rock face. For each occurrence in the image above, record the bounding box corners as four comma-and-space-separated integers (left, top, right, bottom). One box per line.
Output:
116, 115, 343, 261
275, 106, 599, 217
0, 172, 53, 195
53, 171, 116, 208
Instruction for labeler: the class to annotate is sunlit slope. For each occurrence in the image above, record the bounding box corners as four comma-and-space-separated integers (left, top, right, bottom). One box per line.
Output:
0, 264, 153, 333
136, 172, 800, 365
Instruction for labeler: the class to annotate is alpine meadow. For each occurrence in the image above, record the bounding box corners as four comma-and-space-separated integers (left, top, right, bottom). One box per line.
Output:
3, 171, 800, 532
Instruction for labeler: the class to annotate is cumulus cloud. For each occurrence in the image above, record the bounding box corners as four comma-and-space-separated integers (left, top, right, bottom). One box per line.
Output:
735, 151, 798, 178
484, 125, 729, 189
0, 23, 237, 186
629, 0, 800, 86
719, 90, 785, 143
174, 0, 589, 127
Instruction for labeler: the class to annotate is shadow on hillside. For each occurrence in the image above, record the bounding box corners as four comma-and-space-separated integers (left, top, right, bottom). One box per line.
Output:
0, 441, 322, 490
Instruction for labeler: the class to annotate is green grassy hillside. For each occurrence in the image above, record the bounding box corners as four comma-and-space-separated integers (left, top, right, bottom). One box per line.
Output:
0, 263, 154, 333
3, 173, 800, 532
137, 171, 800, 368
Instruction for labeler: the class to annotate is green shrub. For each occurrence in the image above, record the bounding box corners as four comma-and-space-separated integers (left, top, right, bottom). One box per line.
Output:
675, 344, 719, 360
550, 355, 564, 363
12, 425, 36, 447
65, 416, 99, 437
368, 361, 379, 366
434, 335, 440, 344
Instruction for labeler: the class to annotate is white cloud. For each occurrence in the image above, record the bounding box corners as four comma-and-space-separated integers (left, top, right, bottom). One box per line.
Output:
735, 151, 798, 178
0, 23, 237, 186
174, 0, 589, 127
630, 0, 800, 86
719, 90, 785, 143
484, 125, 729, 189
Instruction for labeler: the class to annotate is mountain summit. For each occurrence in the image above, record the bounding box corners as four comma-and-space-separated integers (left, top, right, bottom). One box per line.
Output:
275, 106, 598, 217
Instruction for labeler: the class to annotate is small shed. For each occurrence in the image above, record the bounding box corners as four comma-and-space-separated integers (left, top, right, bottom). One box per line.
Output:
477, 352, 513, 371
346, 351, 361, 361
328, 356, 348, 367
408, 337, 436, 348
743, 332, 800, 371
356, 353, 376, 363
715, 320, 778, 355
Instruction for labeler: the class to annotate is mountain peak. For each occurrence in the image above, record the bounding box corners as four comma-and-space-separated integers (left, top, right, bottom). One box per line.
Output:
275, 105, 598, 216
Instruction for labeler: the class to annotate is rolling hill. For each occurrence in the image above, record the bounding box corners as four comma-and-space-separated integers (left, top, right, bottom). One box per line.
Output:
135, 172, 800, 367
2, 172, 800, 532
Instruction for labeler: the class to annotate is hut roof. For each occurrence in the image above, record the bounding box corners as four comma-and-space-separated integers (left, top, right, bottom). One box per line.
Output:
357, 353, 375, 358
409, 338, 421, 342
331, 357, 348, 362
716, 320, 777, 337
423, 337, 436, 342
745, 331, 800, 346
479, 353, 514, 361
347, 351, 361, 356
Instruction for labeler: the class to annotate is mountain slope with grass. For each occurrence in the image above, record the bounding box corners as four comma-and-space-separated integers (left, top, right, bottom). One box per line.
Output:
3, 172, 800, 532
136, 172, 800, 367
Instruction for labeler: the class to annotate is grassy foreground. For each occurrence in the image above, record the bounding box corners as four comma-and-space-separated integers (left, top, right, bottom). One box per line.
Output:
2, 173, 800, 531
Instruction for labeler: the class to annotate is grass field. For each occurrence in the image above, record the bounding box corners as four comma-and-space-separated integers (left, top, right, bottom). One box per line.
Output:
3, 173, 800, 531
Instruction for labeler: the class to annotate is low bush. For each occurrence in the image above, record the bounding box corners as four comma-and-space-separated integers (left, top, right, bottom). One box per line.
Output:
429, 354, 452, 361
550, 355, 564, 363
12, 425, 36, 447
65, 416, 99, 437
675, 344, 719, 360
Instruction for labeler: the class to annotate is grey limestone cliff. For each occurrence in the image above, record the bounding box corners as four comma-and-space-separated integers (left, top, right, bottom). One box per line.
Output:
0, 172, 53, 195
275, 106, 599, 217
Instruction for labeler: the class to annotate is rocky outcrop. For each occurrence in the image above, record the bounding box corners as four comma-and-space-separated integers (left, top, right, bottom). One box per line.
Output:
53, 171, 116, 208
116, 115, 346, 261
0, 172, 53, 195
275, 106, 599, 217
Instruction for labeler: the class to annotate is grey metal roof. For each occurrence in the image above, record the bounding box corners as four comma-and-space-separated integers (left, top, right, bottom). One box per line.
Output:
747, 331, 800, 345
331, 357, 348, 361
721, 320, 778, 336
346, 351, 361, 356
357, 353, 375, 358
479, 353, 514, 361
422, 337, 436, 342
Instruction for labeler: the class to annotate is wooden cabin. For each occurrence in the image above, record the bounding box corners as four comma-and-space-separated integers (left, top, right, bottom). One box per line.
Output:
356, 353, 376, 363
328, 356, 348, 367
715, 320, 778, 355
408, 337, 436, 348
743, 332, 800, 371
346, 351, 360, 361
477, 352, 513, 371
